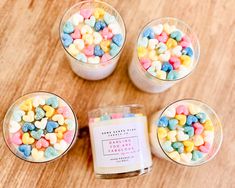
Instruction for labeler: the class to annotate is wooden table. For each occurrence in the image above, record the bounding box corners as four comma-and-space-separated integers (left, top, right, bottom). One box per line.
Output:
0, 0, 234, 187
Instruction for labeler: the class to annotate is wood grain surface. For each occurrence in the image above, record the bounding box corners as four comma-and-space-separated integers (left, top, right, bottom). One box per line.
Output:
0, 0, 235, 187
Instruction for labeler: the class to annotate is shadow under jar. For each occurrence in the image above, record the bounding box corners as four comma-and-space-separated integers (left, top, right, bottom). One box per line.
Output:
88, 104, 152, 179
59, 0, 126, 80
129, 17, 200, 93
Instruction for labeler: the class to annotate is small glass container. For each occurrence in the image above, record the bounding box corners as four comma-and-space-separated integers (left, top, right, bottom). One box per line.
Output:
149, 99, 223, 166
88, 104, 152, 178
59, 0, 126, 80
3, 91, 78, 163
129, 17, 200, 93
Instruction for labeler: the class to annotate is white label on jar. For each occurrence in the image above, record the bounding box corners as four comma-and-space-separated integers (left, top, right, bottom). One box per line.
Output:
91, 116, 152, 172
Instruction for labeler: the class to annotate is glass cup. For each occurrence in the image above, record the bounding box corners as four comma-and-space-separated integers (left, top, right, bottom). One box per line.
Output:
149, 99, 223, 166
3, 91, 78, 163
59, 0, 126, 80
88, 104, 152, 179
129, 17, 200, 93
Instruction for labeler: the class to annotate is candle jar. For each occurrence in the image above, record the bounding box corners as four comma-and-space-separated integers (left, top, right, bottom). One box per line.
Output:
129, 17, 200, 93
59, 0, 126, 80
3, 91, 78, 163
149, 99, 223, 166
88, 104, 152, 178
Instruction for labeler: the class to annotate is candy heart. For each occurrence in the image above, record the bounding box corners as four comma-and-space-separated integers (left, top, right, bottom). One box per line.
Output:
169, 56, 181, 70
166, 38, 177, 49
147, 66, 157, 76
157, 127, 167, 139
52, 114, 64, 125
22, 132, 35, 144
176, 105, 189, 115
152, 24, 163, 35
110, 43, 120, 56
74, 39, 85, 50
161, 62, 173, 72
71, 13, 84, 26
148, 39, 158, 50
203, 120, 214, 131
171, 45, 182, 57
43, 105, 55, 118
138, 37, 148, 48
46, 97, 58, 108
186, 115, 198, 125
183, 140, 194, 152
111, 113, 123, 119
180, 55, 191, 66
54, 140, 67, 151
180, 36, 191, 48
31, 148, 44, 160
94, 45, 104, 57
158, 116, 168, 127
64, 130, 74, 143
104, 12, 115, 24
46, 121, 59, 133
168, 119, 178, 130
61, 33, 73, 47
35, 107, 45, 120
175, 115, 186, 126
102, 27, 113, 40
63, 21, 74, 34
84, 45, 94, 56
184, 126, 194, 137
20, 99, 32, 112
76, 53, 87, 63
162, 141, 174, 152
167, 70, 179, 80
81, 25, 93, 35
57, 106, 71, 118
182, 47, 193, 57
163, 23, 176, 34
199, 142, 211, 153
143, 27, 155, 39
82, 34, 93, 45
137, 47, 148, 58
11, 132, 22, 145
196, 112, 207, 123
94, 20, 106, 32
164, 107, 176, 118
101, 53, 112, 63
177, 130, 189, 141
168, 151, 180, 162
108, 23, 121, 35
88, 56, 100, 64
80, 8, 92, 19
19, 144, 32, 157
44, 146, 58, 158
45, 133, 57, 144
55, 126, 67, 139
13, 110, 25, 122
85, 16, 96, 27
9, 120, 21, 133
193, 135, 204, 146
203, 131, 214, 143
94, 8, 105, 19
192, 150, 203, 161
23, 111, 35, 122
93, 32, 103, 44
152, 61, 162, 71
22, 122, 35, 132
159, 51, 170, 62
156, 70, 167, 79
112, 34, 123, 47
180, 153, 192, 162
36, 138, 49, 149
167, 130, 177, 142
156, 32, 168, 43
193, 122, 204, 135
140, 58, 151, 70
148, 50, 158, 61
71, 28, 81, 40
156, 42, 167, 54
188, 104, 201, 115
170, 30, 182, 42
65, 119, 75, 130
31, 129, 44, 140
35, 118, 47, 129
172, 142, 184, 153
32, 96, 45, 107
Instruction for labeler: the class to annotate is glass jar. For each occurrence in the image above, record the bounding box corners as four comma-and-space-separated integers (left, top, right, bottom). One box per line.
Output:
149, 99, 223, 166
88, 104, 152, 178
129, 17, 200, 93
3, 91, 78, 163
59, 0, 126, 80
